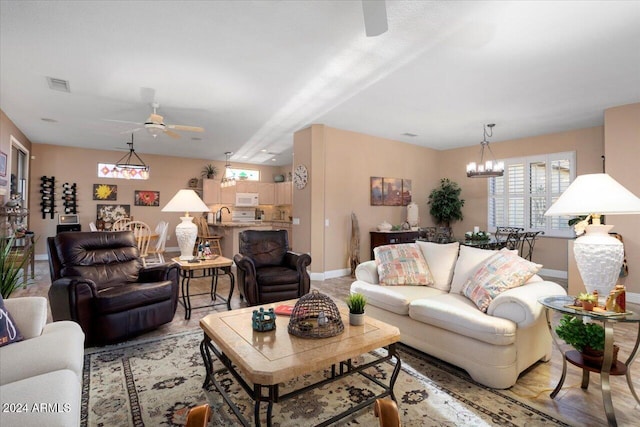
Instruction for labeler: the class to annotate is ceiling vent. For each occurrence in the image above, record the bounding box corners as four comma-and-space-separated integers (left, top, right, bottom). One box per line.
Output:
46, 77, 70, 92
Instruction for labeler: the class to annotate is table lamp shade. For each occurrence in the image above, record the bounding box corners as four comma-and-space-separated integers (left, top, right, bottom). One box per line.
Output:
162, 189, 211, 260
544, 173, 640, 297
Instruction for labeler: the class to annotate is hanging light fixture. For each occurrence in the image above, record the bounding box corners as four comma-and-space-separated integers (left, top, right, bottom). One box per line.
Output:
466, 123, 504, 178
114, 134, 150, 180
220, 151, 236, 188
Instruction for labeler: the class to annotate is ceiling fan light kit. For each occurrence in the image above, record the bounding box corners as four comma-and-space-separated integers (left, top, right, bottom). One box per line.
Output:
466, 124, 504, 178
113, 134, 150, 180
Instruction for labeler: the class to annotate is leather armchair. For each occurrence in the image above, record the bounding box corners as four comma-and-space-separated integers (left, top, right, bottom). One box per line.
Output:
47, 231, 179, 346
233, 230, 311, 306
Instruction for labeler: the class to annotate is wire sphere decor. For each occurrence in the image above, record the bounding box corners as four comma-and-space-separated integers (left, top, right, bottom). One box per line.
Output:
288, 290, 345, 338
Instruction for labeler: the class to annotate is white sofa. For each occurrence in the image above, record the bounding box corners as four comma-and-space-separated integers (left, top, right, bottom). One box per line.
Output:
351, 242, 566, 389
0, 297, 85, 426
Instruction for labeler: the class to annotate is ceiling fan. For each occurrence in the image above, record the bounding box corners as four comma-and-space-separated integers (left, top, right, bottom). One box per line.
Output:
110, 102, 204, 139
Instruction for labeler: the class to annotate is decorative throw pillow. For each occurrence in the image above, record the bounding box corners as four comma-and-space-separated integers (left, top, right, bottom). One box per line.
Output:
374, 243, 434, 286
0, 295, 24, 347
462, 248, 542, 312
415, 241, 459, 291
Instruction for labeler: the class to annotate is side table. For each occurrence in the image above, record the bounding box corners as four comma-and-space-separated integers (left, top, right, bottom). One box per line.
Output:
539, 295, 640, 427
172, 256, 234, 320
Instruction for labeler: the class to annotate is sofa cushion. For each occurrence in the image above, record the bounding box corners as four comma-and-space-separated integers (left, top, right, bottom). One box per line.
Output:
0, 296, 23, 347
351, 281, 444, 315
409, 293, 517, 346
415, 241, 459, 291
374, 243, 434, 286
462, 249, 542, 312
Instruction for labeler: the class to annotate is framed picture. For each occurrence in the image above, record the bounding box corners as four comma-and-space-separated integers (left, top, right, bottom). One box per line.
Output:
382, 178, 403, 206
402, 179, 412, 206
370, 177, 383, 206
96, 204, 130, 230
134, 190, 160, 206
93, 184, 117, 200
0, 152, 6, 177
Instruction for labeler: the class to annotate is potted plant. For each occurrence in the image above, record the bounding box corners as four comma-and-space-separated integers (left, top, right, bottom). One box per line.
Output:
427, 178, 465, 231
555, 314, 618, 367
576, 292, 598, 311
201, 164, 218, 180
1, 236, 34, 298
346, 293, 367, 326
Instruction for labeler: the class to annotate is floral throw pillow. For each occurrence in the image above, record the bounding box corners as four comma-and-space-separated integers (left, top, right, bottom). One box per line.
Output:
0, 295, 24, 347
374, 243, 434, 286
462, 248, 542, 312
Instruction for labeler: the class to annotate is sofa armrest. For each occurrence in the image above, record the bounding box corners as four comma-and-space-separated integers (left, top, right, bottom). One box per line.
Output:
355, 261, 379, 284
3, 297, 48, 339
487, 281, 567, 328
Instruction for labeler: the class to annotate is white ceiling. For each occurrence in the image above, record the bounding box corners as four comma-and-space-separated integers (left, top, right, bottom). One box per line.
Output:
1, 1, 639, 166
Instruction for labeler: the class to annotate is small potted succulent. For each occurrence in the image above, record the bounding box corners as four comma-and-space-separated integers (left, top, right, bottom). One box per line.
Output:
576, 292, 598, 311
346, 293, 367, 326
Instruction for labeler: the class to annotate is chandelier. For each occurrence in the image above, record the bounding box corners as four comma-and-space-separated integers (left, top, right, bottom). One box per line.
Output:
220, 151, 236, 188
466, 124, 504, 178
113, 134, 149, 180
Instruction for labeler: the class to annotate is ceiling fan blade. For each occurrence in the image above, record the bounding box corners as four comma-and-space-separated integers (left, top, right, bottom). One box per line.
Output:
119, 127, 142, 134
362, 0, 388, 37
104, 119, 144, 125
167, 124, 204, 132
164, 129, 181, 139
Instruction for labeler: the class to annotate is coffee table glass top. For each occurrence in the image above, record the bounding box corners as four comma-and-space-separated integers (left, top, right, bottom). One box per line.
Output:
200, 300, 400, 385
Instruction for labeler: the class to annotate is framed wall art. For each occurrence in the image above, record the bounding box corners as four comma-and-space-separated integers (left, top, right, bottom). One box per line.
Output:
402, 179, 412, 206
93, 184, 117, 200
370, 177, 383, 206
0, 151, 6, 177
134, 190, 160, 207
96, 204, 130, 230
382, 177, 403, 206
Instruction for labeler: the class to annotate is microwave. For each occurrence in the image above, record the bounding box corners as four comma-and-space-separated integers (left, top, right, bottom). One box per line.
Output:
235, 193, 259, 207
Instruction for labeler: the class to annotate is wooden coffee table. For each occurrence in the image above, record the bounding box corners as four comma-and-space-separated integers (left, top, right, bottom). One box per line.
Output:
199, 300, 401, 427
172, 256, 234, 319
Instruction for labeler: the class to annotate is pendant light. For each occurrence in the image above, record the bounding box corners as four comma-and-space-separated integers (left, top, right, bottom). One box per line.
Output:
113, 134, 149, 180
466, 124, 504, 178
220, 151, 236, 188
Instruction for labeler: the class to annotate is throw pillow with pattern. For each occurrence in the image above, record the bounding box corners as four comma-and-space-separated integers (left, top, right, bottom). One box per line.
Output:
0, 295, 24, 347
374, 243, 434, 286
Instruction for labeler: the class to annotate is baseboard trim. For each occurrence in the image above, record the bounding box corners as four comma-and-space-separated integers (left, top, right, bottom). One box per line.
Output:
310, 268, 351, 281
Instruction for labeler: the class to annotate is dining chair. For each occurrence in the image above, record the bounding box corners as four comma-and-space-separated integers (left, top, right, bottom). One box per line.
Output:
147, 221, 169, 264
519, 231, 544, 261
495, 227, 524, 250
374, 398, 401, 427
185, 404, 211, 427
111, 218, 131, 231
89, 222, 98, 231
118, 220, 152, 266
194, 215, 223, 256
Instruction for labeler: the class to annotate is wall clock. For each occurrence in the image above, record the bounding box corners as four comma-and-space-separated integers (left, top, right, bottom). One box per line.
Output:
293, 164, 308, 190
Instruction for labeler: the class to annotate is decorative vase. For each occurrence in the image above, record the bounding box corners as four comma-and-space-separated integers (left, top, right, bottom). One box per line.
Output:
377, 221, 392, 232
407, 202, 419, 227
349, 312, 365, 326
573, 224, 624, 297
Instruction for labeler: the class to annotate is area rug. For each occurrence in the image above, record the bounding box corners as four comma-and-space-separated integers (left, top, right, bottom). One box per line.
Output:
81, 330, 570, 426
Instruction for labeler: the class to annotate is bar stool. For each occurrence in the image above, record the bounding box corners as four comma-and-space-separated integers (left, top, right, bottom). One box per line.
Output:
207, 235, 223, 256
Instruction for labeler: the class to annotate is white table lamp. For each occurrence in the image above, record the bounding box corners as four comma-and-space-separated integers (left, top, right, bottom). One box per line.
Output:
162, 189, 210, 260
544, 173, 640, 297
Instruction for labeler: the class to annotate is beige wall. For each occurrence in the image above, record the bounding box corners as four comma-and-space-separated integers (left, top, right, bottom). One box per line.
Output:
29, 143, 283, 257
0, 110, 33, 200
604, 102, 640, 294
437, 126, 604, 272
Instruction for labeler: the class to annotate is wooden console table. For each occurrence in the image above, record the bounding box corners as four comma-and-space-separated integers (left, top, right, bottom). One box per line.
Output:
370, 230, 419, 259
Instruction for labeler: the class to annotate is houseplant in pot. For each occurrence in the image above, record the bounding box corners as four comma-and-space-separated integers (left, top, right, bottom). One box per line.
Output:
427, 178, 465, 235
201, 164, 218, 180
555, 314, 618, 367
346, 293, 367, 326
1, 236, 34, 298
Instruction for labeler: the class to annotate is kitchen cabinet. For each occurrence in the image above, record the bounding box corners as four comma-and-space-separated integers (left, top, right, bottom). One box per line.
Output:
275, 182, 292, 205
236, 181, 259, 193
202, 179, 221, 204
220, 185, 235, 205
370, 230, 419, 259
258, 182, 275, 205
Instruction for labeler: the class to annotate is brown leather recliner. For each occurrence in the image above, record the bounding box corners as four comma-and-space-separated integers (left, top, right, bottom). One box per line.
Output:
47, 231, 179, 346
233, 230, 311, 306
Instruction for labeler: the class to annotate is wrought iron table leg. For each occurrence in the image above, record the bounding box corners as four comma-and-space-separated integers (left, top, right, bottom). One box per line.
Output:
545, 308, 568, 398
388, 344, 401, 401
625, 322, 640, 405
181, 272, 193, 320
601, 320, 617, 427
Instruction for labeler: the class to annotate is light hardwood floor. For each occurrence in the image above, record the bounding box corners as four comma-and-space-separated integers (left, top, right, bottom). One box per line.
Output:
13, 257, 639, 426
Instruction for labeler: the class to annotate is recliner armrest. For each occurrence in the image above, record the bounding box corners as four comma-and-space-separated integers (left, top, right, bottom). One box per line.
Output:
48, 277, 98, 323
234, 253, 256, 275
487, 281, 567, 328
139, 262, 179, 282
283, 251, 312, 271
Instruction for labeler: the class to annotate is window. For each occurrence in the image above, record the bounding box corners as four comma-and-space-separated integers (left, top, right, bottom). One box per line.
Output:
488, 151, 575, 237
97, 163, 149, 180
226, 168, 259, 181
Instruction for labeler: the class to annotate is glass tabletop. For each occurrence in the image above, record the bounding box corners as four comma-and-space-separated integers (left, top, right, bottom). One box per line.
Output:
539, 295, 640, 323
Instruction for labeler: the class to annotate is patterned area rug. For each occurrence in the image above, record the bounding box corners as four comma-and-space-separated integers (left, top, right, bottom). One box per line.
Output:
81, 330, 570, 426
